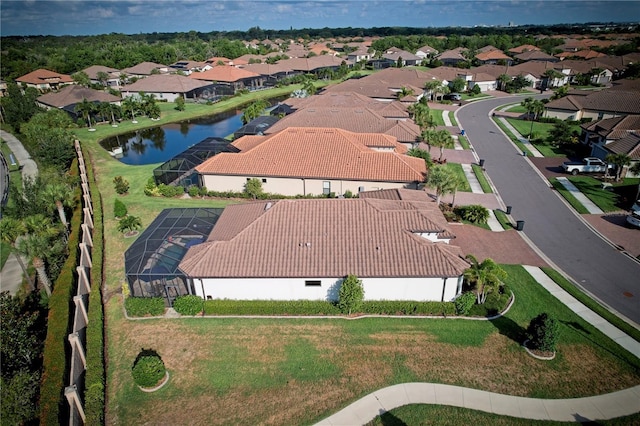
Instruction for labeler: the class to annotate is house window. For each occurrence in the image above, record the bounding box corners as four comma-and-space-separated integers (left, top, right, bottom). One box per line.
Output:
323, 181, 331, 195
262, 178, 267, 183
305, 280, 321, 287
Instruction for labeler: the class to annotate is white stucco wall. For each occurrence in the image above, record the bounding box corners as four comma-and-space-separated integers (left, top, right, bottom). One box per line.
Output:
192, 276, 462, 302
201, 174, 419, 196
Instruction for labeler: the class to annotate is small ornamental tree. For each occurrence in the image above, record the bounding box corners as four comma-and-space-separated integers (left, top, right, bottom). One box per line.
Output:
114, 199, 128, 218
131, 349, 166, 388
454, 292, 476, 315
526, 313, 560, 352
113, 176, 130, 195
244, 178, 264, 199
338, 274, 365, 315
456, 204, 489, 224
117, 215, 142, 235
174, 96, 185, 111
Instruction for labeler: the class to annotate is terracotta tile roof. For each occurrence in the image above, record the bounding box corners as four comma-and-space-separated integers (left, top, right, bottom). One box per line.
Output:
417, 45, 438, 54
121, 74, 211, 93
282, 55, 347, 71
205, 57, 232, 65
606, 133, 640, 159
383, 47, 421, 61
37, 85, 120, 108
514, 50, 557, 62
438, 47, 467, 61
556, 50, 606, 60
239, 62, 292, 75
231, 135, 265, 152
197, 127, 426, 182
179, 197, 468, 278
509, 61, 562, 78
81, 65, 121, 79
475, 50, 511, 62
469, 64, 510, 79
282, 92, 409, 119
265, 107, 398, 134
325, 68, 439, 99
478, 45, 500, 53
509, 44, 540, 54
16, 68, 73, 85
190, 65, 260, 82
122, 62, 169, 75
610, 79, 640, 92
565, 90, 640, 114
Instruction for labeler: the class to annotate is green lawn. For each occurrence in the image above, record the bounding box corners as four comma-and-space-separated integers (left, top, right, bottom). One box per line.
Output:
430, 110, 446, 127
471, 164, 493, 193
367, 404, 640, 425
449, 111, 457, 126
504, 118, 579, 158
493, 118, 532, 156
457, 134, 471, 150
493, 209, 513, 230
0, 241, 11, 270
504, 104, 527, 114
567, 176, 622, 212
106, 264, 640, 425
549, 178, 589, 214
444, 162, 472, 192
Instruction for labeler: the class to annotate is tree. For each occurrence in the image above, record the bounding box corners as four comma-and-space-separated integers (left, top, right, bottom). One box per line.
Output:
0, 219, 35, 291
551, 85, 569, 100
606, 153, 631, 182
241, 99, 269, 124
463, 255, 507, 304
244, 178, 264, 199
424, 79, 442, 101
547, 120, 578, 147
543, 69, 564, 88
113, 176, 130, 194
521, 97, 545, 140
526, 313, 560, 352
497, 74, 511, 91
75, 98, 96, 128
20, 111, 75, 170
426, 165, 458, 205
114, 198, 128, 218
17, 230, 61, 297
72, 71, 90, 87
430, 129, 455, 162
117, 215, 142, 235
121, 97, 139, 122
41, 182, 74, 228
338, 274, 364, 315
175, 96, 186, 111
96, 71, 110, 87
450, 77, 466, 93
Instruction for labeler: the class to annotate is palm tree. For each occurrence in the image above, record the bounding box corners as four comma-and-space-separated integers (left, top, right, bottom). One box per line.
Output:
463, 254, 507, 304
118, 215, 142, 235
424, 80, 441, 101
74, 98, 95, 128
543, 69, 564, 89
121, 97, 139, 122
606, 153, 632, 182
431, 130, 455, 162
97, 102, 112, 124
426, 165, 458, 205
497, 74, 511, 92
42, 182, 74, 228
17, 233, 59, 296
0, 218, 35, 291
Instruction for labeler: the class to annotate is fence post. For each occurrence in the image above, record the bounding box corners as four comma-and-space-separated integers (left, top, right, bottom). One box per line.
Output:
64, 385, 86, 425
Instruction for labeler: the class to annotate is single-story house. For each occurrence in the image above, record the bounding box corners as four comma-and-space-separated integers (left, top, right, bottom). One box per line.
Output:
196, 127, 426, 196
437, 48, 468, 66
508, 44, 540, 55
121, 62, 170, 79
347, 47, 373, 63
82, 65, 122, 87
415, 45, 438, 60
169, 60, 211, 75
120, 74, 217, 102
580, 115, 640, 158
513, 50, 558, 63
475, 50, 512, 65
36, 85, 120, 117
189, 65, 263, 92
16, 68, 74, 91
603, 133, 640, 177
178, 192, 469, 303
545, 89, 640, 121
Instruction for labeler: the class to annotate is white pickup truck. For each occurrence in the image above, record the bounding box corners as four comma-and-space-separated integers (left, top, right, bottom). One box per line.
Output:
561, 157, 613, 175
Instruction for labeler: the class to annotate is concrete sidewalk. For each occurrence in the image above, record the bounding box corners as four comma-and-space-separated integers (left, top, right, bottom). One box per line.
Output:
442, 110, 453, 127
496, 117, 544, 158
316, 383, 640, 425
555, 177, 604, 214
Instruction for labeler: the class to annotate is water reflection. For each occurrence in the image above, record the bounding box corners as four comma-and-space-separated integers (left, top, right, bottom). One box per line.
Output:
100, 109, 243, 165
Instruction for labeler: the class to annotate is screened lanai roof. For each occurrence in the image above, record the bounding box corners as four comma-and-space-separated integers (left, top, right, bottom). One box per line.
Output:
153, 137, 239, 186
125, 208, 224, 282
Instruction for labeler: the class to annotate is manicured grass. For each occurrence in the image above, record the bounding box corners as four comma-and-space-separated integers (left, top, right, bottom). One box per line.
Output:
0, 241, 11, 270
449, 111, 457, 126
493, 118, 532, 156
457, 134, 470, 150
549, 178, 589, 214
471, 164, 493, 193
504, 104, 527, 114
567, 176, 622, 212
505, 118, 578, 158
493, 209, 513, 230
541, 267, 640, 343
106, 265, 640, 425
367, 404, 640, 425
461, 93, 491, 101
444, 162, 472, 192
430, 110, 445, 126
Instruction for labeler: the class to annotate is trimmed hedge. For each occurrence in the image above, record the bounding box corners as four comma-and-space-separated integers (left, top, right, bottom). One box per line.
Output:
40, 159, 82, 426
202, 299, 455, 316
172, 295, 204, 316
124, 297, 165, 317
84, 147, 105, 425
131, 350, 166, 388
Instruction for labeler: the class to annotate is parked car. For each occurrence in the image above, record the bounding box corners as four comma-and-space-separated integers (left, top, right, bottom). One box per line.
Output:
627, 200, 640, 228
447, 93, 462, 101
561, 157, 613, 176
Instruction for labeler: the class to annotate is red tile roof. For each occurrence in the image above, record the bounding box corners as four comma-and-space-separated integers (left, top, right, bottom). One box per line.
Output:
179, 197, 468, 278
189, 65, 260, 82
475, 50, 511, 61
197, 127, 426, 182
121, 74, 211, 93
16, 68, 73, 85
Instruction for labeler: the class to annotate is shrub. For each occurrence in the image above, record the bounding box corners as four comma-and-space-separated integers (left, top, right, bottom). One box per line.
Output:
144, 177, 160, 196
117, 215, 142, 234
454, 292, 476, 315
455, 204, 489, 224
114, 198, 127, 218
172, 295, 203, 316
131, 349, 166, 388
124, 297, 165, 317
338, 275, 364, 314
204, 299, 341, 315
527, 312, 560, 352
113, 176, 130, 195
187, 186, 200, 197
158, 184, 184, 197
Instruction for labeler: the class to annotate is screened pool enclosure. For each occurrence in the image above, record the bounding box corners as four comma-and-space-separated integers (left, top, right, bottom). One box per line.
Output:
125, 208, 224, 305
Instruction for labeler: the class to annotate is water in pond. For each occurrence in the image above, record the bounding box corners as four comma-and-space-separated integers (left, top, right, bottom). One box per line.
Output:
100, 109, 243, 165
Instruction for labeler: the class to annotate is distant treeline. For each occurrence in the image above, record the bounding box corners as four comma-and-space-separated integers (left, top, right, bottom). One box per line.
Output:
1, 24, 638, 81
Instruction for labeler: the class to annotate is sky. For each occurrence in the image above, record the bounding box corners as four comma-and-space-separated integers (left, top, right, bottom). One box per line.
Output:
1, 0, 638, 37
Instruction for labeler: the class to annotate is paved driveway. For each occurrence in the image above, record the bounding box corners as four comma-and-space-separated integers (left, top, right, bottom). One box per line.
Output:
457, 96, 640, 327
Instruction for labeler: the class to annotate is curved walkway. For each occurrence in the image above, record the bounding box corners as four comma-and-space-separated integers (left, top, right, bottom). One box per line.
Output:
315, 383, 640, 425
0, 130, 38, 181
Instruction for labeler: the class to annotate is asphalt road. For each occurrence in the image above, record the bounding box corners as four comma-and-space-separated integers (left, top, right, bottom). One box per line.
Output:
457, 96, 640, 327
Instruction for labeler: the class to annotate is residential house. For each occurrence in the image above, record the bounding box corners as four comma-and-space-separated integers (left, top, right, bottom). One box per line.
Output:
169, 60, 211, 75
281, 55, 349, 77
437, 47, 468, 66
189, 65, 263, 92
82, 65, 122, 87
120, 74, 218, 102
196, 127, 426, 196
282, 91, 410, 120
415, 45, 438, 60
558, 60, 614, 85
121, 62, 170, 79
513, 50, 558, 63
508, 61, 571, 89
508, 44, 540, 55
238, 62, 296, 86
580, 115, 640, 160
556, 50, 607, 61
16, 68, 74, 91
376, 47, 422, 67
36, 85, 120, 118
347, 46, 373, 63
603, 133, 640, 177
178, 192, 468, 303
545, 89, 640, 121
205, 57, 234, 66
475, 49, 512, 65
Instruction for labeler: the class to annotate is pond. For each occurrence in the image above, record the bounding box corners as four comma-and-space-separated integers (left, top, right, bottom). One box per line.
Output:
100, 109, 243, 165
